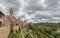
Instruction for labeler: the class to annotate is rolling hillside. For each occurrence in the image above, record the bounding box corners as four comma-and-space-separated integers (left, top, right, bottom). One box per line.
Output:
8, 23, 60, 38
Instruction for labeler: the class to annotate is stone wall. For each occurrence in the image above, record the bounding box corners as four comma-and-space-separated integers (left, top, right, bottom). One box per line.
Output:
0, 16, 10, 38
13, 26, 19, 33
0, 8, 28, 38
0, 26, 10, 38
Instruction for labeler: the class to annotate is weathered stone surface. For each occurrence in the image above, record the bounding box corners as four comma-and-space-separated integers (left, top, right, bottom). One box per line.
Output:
0, 26, 10, 38
0, 8, 27, 38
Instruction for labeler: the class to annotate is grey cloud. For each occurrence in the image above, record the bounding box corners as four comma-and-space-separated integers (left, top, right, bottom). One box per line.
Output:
0, 0, 20, 15
26, 10, 36, 15
19, 15, 25, 19
0, 0, 60, 23
51, 11, 60, 17
35, 14, 52, 19
45, 0, 60, 9
23, 0, 60, 23
25, 0, 45, 11
25, 0, 60, 11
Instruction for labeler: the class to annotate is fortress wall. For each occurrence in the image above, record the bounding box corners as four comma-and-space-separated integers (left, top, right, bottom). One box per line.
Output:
0, 26, 10, 38
0, 16, 10, 38
13, 26, 19, 33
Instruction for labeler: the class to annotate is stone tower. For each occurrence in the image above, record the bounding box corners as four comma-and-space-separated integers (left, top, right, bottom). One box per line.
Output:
10, 8, 13, 16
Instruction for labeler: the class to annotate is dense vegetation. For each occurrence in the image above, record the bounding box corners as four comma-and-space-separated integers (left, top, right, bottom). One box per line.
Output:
8, 23, 60, 38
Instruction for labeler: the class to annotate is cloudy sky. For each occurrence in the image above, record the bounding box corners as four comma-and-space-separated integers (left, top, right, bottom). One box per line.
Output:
0, 0, 60, 23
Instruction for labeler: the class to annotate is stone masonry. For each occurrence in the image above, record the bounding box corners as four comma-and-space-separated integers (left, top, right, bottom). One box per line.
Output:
0, 8, 27, 38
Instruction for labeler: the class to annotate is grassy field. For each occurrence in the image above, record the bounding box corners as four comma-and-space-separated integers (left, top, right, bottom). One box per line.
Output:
8, 23, 60, 38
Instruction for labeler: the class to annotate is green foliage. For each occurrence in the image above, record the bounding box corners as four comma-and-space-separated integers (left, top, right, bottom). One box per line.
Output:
54, 32, 60, 38
8, 23, 60, 38
25, 34, 32, 38
15, 30, 19, 33
8, 33, 18, 38
8, 29, 18, 38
